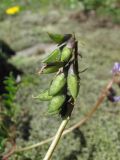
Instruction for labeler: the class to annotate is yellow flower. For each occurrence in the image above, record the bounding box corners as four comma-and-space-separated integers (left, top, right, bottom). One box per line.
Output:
6, 6, 20, 15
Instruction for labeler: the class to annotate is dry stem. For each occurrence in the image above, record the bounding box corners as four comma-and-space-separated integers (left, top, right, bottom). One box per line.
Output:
15, 79, 113, 154
43, 116, 70, 160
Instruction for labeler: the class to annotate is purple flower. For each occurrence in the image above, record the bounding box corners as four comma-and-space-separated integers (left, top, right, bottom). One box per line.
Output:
113, 96, 120, 102
107, 87, 120, 102
112, 62, 120, 75
107, 95, 120, 103
108, 63, 120, 102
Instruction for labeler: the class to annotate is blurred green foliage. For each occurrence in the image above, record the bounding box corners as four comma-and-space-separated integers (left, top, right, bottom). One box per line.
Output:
3, 73, 17, 116
81, 0, 120, 23
0, 73, 17, 155
0, 0, 120, 23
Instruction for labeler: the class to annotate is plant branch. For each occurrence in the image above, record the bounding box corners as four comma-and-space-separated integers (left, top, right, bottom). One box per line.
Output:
15, 79, 113, 154
2, 143, 16, 160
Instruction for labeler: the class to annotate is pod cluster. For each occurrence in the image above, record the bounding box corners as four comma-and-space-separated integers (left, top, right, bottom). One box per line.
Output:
36, 33, 80, 117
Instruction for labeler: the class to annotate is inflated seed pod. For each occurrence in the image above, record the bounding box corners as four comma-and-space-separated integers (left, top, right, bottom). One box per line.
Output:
61, 47, 72, 62
42, 49, 61, 64
67, 64, 79, 99
48, 94, 66, 114
33, 90, 52, 101
49, 72, 66, 96
42, 64, 63, 74
48, 32, 64, 43
61, 37, 75, 62
58, 34, 72, 46
48, 32, 72, 44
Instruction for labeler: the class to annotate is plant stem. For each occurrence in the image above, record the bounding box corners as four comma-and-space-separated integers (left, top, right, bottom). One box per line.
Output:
2, 143, 16, 160
43, 116, 70, 160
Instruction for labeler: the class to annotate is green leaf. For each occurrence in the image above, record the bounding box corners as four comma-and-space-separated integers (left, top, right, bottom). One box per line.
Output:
0, 137, 7, 152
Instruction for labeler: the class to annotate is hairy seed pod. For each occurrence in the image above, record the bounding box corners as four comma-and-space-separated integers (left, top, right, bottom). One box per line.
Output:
61, 47, 72, 62
49, 72, 66, 96
42, 49, 61, 64
42, 64, 63, 74
48, 94, 66, 114
67, 64, 79, 99
33, 90, 52, 101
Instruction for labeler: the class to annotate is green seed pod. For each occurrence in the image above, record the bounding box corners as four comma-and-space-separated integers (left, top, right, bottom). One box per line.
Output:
67, 64, 79, 99
48, 32, 72, 44
42, 64, 63, 74
42, 49, 61, 64
61, 47, 72, 62
48, 94, 66, 114
48, 32, 64, 43
49, 72, 66, 96
33, 90, 52, 101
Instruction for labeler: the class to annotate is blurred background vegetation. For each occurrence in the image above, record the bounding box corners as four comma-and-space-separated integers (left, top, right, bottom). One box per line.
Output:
0, 0, 120, 160
0, 0, 120, 23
